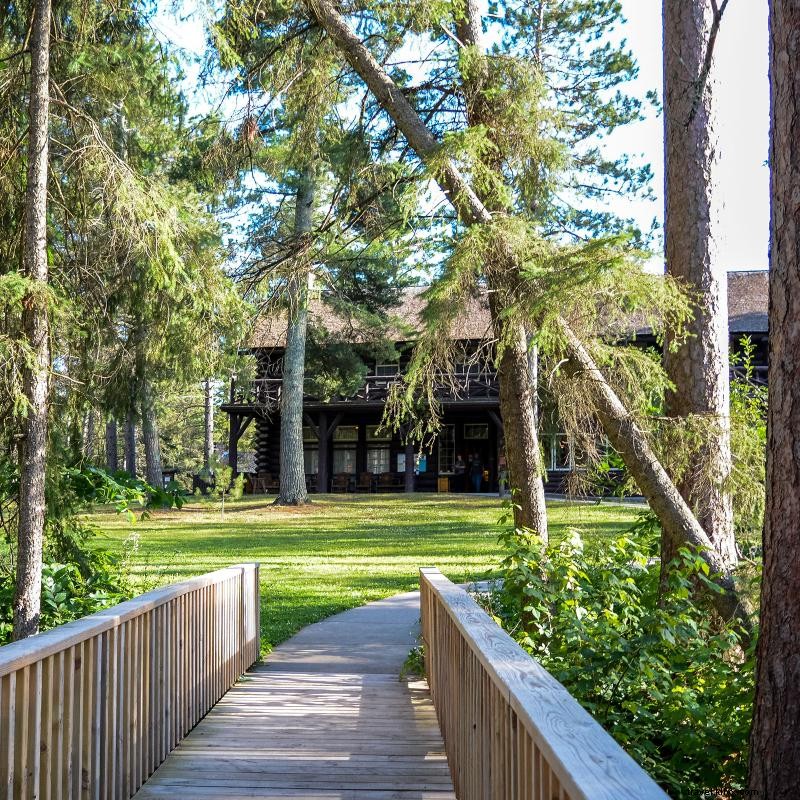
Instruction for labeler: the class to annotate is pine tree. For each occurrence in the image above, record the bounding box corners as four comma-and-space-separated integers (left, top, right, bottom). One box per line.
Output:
749, 0, 800, 793
662, 0, 736, 584
303, 0, 752, 634
277, 169, 315, 505
13, 0, 51, 640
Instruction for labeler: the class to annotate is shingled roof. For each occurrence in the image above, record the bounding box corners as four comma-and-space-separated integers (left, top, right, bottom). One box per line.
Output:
248, 270, 768, 348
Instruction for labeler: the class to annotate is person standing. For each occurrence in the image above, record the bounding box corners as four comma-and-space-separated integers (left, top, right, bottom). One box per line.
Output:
469, 453, 483, 493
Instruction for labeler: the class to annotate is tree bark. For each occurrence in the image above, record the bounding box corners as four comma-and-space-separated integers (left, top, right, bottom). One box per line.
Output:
662, 0, 735, 580
124, 405, 137, 477
13, 0, 51, 641
105, 417, 119, 472
748, 2, 800, 793
305, 0, 749, 624
83, 409, 96, 461
204, 378, 214, 469
527, 335, 540, 430
140, 377, 163, 489
276, 168, 314, 505
493, 303, 548, 539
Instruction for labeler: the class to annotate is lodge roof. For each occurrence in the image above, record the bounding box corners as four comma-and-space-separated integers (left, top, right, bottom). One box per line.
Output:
248, 270, 768, 348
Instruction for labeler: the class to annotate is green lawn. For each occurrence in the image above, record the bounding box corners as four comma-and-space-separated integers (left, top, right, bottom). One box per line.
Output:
91, 493, 640, 652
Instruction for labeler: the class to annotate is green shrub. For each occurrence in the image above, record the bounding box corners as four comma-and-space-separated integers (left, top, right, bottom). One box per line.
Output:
0, 465, 179, 645
486, 521, 755, 799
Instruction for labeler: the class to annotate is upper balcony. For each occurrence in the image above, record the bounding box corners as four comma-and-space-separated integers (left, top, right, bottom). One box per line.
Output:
224, 368, 500, 412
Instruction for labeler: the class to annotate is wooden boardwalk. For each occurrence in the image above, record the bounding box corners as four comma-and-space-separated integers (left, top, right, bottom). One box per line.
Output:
133, 591, 455, 799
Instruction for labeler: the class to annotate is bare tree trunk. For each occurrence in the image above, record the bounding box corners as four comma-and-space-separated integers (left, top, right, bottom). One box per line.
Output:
140, 377, 163, 489
527, 335, 540, 430
83, 409, 96, 461
662, 0, 736, 580
749, 2, 800, 793
305, 0, 749, 624
105, 417, 118, 472
493, 308, 548, 539
124, 405, 137, 477
559, 322, 751, 640
456, 0, 548, 537
204, 378, 214, 469
276, 169, 314, 505
13, 0, 51, 641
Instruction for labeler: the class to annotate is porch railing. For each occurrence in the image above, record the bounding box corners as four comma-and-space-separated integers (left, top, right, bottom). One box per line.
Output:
419, 568, 668, 800
230, 370, 500, 407
0, 563, 260, 800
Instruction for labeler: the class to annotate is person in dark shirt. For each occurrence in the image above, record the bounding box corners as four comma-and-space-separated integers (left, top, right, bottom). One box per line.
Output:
469, 453, 483, 493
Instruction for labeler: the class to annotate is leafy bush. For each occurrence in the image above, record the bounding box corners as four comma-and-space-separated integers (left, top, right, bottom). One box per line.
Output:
0, 464, 181, 644
486, 521, 755, 799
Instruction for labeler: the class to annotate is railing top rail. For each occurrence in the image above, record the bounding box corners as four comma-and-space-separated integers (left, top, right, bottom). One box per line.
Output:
420, 567, 669, 800
0, 562, 260, 677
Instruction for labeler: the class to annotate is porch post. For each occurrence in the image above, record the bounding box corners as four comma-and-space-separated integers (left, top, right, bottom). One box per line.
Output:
228, 413, 240, 475
317, 411, 328, 493
401, 425, 415, 493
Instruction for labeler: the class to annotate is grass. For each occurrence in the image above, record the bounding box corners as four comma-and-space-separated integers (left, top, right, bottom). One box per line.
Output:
90, 493, 641, 652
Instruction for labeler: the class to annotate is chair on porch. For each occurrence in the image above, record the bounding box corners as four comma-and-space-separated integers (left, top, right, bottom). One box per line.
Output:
253, 472, 279, 494
331, 473, 351, 493
377, 472, 400, 492
355, 472, 374, 493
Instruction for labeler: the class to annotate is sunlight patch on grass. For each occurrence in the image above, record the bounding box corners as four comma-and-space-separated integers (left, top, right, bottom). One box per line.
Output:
90, 493, 639, 651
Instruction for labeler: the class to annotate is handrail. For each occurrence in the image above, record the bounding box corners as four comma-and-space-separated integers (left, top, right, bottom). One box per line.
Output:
419, 568, 668, 800
0, 562, 260, 799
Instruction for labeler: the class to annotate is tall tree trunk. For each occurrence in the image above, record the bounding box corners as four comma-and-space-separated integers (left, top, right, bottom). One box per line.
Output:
83, 408, 96, 461
276, 169, 314, 506
305, 0, 751, 629
455, 0, 548, 537
662, 0, 736, 581
105, 417, 118, 472
748, 2, 800, 793
493, 308, 548, 539
204, 378, 214, 469
140, 377, 163, 488
558, 321, 751, 640
527, 334, 540, 430
125, 405, 137, 477
13, 0, 51, 641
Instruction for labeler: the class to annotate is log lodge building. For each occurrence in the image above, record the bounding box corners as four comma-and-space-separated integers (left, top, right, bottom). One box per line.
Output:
223, 271, 768, 495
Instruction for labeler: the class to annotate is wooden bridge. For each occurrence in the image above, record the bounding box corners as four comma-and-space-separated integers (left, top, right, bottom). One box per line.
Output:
0, 563, 668, 799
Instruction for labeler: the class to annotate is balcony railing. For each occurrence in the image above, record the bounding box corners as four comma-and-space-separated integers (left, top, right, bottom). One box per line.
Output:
229, 370, 500, 407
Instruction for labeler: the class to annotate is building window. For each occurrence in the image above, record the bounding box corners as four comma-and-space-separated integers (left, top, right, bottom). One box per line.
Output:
367, 447, 390, 474
303, 426, 318, 442
304, 448, 319, 475
554, 434, 570, 470
366, 424, 391, 442
542, 433, 572, 471
464, 423, 489, 440
333, 425, 358, 442
333, 447, 357, 474
438, 425, 456, 474
374, 363, 400, 377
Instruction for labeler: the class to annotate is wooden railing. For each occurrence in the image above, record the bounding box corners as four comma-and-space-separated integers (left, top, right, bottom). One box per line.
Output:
420, 568, 668, 800
229, 369, 500, 408
0, 563, 260, 800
